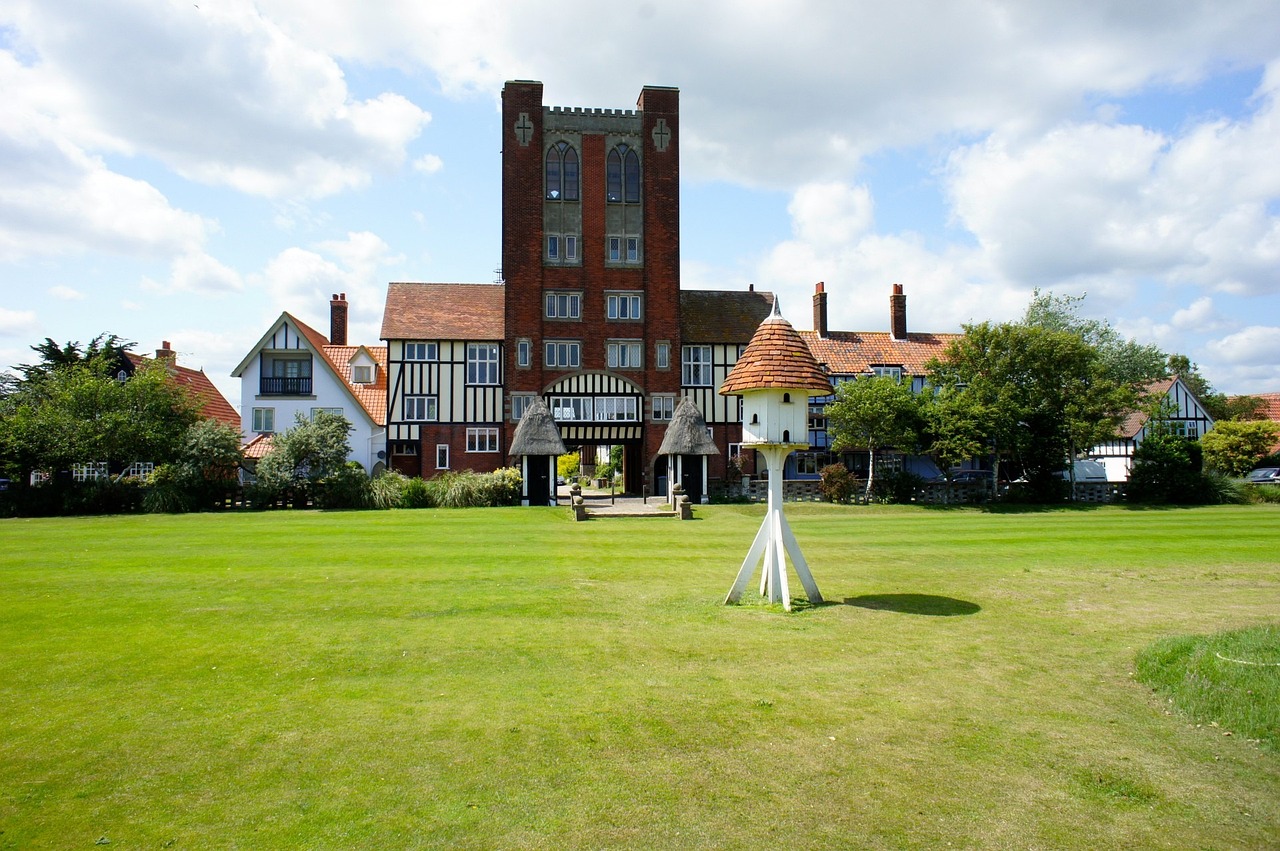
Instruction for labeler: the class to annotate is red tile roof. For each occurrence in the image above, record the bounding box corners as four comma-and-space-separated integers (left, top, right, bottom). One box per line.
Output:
1118, 378, 1176, 438
242, 433, 274, 460
381, 283, 506, 340
286, 313, 388, 427
799, 330, 958, 377
1238, 391, 1280, 452
720, 308, 831, 395
323, 345, 388, 426
127, 351, 240, 429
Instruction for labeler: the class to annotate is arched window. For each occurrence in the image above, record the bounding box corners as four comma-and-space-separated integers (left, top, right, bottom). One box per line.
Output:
545, 142, 579, 201
606, 144, 640, 203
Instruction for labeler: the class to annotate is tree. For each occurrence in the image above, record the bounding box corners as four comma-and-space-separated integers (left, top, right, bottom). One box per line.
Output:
1127, 431, 1206, 504
921, 388, 993, 497
12, 334, 135, 387
1022, 290, 1167, 386
252, 411, 354, 505
825, 375, 922, 502
1200, 420, 1280, 476
928, 322, 1133, 501
0, 358, 198, 482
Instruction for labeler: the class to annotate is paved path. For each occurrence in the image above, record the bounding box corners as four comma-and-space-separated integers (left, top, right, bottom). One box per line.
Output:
561, 489, 675, 517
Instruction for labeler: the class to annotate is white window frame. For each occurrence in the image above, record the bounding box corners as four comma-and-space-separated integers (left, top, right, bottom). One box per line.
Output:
682, 345, 713, 387
626, 236, 640, 262
652, 394, 675, 422
404, 342, 438, 361
545, 291, 582, 320
564, 234, 578, 261
403, 396, 437, 422
516, 338, 531, 368
511, 393, 536, 421
545, 340, 581, 369
351, 365, 373, 384
655, 341, 670, 370
436, 444, 449, 469
607, 340, 642, 369
72, 462, 109, 483
547, 234, 560, 261
252, 407, 275, 433
606, 292, 643, 321
467, 343, 500, 386
608, 236, 622, 262
311, 407, 343, 419
871, 365, 903, 382
466, 427, 500, 453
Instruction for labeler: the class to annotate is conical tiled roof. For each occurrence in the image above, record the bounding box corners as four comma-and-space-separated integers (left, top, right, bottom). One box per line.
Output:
657, 397, 720, 456
719, 302, 832, 395
509, 398, 567, 456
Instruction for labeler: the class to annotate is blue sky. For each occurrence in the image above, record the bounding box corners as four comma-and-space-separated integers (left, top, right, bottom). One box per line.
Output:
2, 0, 1279, 412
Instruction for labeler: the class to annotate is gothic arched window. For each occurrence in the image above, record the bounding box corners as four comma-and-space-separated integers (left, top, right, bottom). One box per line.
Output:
545, 142, 579, 201
606, 144, 640, 203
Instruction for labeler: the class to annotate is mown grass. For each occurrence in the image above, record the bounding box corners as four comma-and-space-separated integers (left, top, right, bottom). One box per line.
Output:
1137, 625, 1280, 750
1, 504, 1278, 849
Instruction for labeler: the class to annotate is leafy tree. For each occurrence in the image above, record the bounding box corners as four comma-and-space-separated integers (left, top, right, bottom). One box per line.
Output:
1127, 431, 1206, 504
12, 334, 135, 386
0, 358, 198, 482
1162, 354, 1262, 423
1200, 420, 1280, 476
825, 375, 922, 502
1022, 290, 1167, 385
928, 322, 1132, 501
252, 411, 355, 506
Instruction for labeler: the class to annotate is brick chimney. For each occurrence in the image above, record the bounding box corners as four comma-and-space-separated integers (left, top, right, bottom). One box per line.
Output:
155, 340, 175, 362
813, 281, 828, 338
330, 292, 348, 345
890, 284, 907, 341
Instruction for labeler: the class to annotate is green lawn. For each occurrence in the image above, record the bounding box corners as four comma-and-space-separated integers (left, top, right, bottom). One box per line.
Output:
2, 504, 1278, 849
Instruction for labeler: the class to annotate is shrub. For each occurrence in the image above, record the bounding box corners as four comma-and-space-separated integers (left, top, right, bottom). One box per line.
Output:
818, 463, 858, 504
400, 476, 433, 509
1201, 471, 1246, 505
871, 470, 925, 504
486, 467, 523, 506
1245, 483, 1280, 504
1127, 433, 1208, 504
142, 463, 194, 514
315, 462, 372, 509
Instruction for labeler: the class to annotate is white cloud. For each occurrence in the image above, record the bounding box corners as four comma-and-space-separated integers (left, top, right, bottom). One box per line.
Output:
253, 231, 403, 336
6, 0, 431, 200
1205, 325, 1280, 365
413, 154, 444, 175
50, 285, 84, 301
0, 308, 38, 337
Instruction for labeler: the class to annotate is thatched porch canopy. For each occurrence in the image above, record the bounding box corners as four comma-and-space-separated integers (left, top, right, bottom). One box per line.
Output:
658, 397, 720, 456
509, 398, 567, 456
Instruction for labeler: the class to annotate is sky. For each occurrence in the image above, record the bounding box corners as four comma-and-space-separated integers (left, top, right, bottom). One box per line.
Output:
2, 0, 1279, 413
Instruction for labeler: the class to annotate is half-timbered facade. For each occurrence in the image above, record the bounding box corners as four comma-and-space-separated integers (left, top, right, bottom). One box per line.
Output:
1090, 376, 1216, 481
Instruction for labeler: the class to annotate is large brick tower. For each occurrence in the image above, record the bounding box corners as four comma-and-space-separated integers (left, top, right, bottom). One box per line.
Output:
500, 81, 682, 493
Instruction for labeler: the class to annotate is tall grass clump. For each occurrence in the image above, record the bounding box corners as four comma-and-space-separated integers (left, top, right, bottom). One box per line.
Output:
400, 476, 433, 508
1136, 624, 1280, 751
369, 471, 408, 509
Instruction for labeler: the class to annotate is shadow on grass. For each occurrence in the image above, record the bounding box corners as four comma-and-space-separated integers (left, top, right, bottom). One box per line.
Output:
842, 593, 981, 616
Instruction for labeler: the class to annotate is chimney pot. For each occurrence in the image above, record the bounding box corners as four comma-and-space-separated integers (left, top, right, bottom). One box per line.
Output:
813, 282, 829, 338
156, 341, 175, 361
330, 293, 349, 346
890, 285, 907, 341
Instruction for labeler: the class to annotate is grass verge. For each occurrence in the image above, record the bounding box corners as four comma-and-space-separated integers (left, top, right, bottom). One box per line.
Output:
2, 503, 1279, 849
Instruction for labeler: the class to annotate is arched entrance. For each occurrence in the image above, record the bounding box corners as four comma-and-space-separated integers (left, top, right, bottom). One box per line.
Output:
543, 372, 646, 494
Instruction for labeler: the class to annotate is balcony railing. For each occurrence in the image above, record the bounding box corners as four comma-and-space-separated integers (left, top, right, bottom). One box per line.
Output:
260, 376, 313, 395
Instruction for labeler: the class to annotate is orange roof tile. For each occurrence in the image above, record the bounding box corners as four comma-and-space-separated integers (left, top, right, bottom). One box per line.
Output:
381, 282, 505, 340
720, 308, 831, 395
127, 351, 240, 429
799, 330, 958, 377
242, 433, 274, 460
284, 314, 388, 426
323, 344, 389, 426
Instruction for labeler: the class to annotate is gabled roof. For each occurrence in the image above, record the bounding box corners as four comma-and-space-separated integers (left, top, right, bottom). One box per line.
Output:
126, 351, 239, 429
680, 289, 775, 342
242, 433, 274, 460
657, 397, 720, 456
1118, 378, 1176, 438
231, 312, 388, 427
720, 304, 831, 395
799, 330, 959, 377
323, 344, 389, 426
381, 282, 506, 340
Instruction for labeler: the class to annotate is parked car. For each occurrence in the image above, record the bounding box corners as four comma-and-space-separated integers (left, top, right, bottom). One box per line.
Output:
1247, 467, 1280, 484
930, 469, 995, 484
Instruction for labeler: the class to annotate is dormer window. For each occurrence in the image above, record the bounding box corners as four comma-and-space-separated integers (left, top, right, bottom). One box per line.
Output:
352, 365, 373, 384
